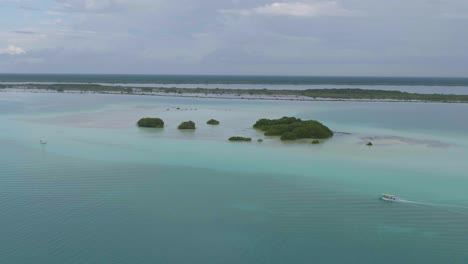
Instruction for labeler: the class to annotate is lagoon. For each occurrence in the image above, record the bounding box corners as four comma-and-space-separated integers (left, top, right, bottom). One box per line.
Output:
1, 91, 468, 263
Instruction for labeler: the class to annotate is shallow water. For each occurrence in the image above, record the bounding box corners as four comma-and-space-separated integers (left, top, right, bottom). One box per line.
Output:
1, 92, 468, 263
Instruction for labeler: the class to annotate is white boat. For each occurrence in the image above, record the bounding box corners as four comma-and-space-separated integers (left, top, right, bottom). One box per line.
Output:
40, 139, 47, 144
380, 194, 398, 202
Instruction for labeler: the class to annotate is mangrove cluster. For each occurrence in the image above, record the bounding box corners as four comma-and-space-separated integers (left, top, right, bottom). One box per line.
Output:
253, 117, 333, 141
207, 119, 220, 125
178, 121, 196, 129
137, 117, 164, 128
229, 137, 252, 142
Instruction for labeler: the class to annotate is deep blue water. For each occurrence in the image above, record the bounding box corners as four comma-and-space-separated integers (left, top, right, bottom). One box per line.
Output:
1, 73, 468, 86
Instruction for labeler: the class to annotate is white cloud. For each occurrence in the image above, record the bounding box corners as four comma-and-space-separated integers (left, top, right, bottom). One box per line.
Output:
222, 1, 358, 17
53, 0, 123, 13
0, 45, 26, 55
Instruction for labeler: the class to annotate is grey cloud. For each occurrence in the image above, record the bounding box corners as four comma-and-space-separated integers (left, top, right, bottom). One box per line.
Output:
12, 30, 38, 35
2, 0, 468, 76
221, 1, 361, 17
18, 5, 43, 11
438, 13, 468, 19
52, 0, 124, 13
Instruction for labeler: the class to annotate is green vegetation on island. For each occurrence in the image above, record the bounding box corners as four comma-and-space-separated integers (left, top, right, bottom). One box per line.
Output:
207, 119, 220, 125
137, 117, 164, 128
254, 117, 333, 141
312, 140, 320, 144
2, 83, 468, 103
178, 121, 196, 129
229, 136, 252, 142
280, 132, 298, 140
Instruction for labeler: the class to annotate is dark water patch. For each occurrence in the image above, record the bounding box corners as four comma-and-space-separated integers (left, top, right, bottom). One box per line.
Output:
2, 74, 468, 86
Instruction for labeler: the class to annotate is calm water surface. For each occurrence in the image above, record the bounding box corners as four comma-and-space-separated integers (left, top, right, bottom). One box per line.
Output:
1, 91, 467, 263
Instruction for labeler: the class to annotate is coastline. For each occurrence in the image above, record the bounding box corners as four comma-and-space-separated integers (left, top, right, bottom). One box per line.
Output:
2, 87, 467, 104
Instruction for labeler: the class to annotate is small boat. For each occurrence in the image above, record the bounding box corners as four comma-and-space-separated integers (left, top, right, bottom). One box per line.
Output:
380, 194, 398, 202
40, 139, 47, 144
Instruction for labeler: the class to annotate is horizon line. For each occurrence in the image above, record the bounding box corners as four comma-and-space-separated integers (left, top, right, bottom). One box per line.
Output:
1, 73, 468, 79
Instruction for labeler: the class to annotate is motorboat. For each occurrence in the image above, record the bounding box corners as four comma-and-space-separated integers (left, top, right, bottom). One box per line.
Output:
380, 193, 398, 202
40, 139, 47, 144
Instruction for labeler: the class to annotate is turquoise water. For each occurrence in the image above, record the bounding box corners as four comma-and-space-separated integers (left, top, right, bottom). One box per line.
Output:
1, 91, 468, 263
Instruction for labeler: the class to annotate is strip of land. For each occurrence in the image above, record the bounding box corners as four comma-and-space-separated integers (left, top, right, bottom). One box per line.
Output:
1, 83, 468, 103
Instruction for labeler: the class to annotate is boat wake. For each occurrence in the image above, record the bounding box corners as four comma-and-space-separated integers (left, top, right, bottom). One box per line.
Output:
396, 198, 468, 210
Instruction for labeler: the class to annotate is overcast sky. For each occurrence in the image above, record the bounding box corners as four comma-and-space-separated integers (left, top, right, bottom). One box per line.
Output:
0, 0, 467, 76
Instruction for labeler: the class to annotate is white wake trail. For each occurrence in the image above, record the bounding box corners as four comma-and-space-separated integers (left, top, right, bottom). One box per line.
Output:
397, 198, 468, 210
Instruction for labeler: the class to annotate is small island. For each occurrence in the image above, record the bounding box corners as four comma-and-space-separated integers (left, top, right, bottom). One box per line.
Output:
253, 117, 333, 141
312, 140, 320, 144
137, 117, 164, 128
229, 136, 252, 142
207, 119, 220, 125
178, 121, 196, 129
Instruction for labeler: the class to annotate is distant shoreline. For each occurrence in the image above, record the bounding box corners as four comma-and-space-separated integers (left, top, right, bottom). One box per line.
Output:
2, 87, 468, 104
2, 73, 468, 86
